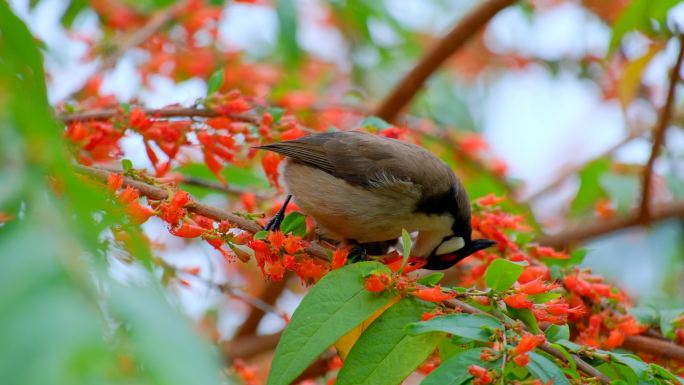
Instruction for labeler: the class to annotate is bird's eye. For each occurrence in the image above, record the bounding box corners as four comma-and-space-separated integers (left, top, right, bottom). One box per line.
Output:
435, 236, 465, 255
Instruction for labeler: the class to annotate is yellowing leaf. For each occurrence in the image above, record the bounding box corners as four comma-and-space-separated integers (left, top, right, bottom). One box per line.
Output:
618, 42, 664, 108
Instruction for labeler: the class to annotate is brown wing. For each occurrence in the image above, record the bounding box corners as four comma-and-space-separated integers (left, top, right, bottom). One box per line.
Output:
257, 131, 456, 195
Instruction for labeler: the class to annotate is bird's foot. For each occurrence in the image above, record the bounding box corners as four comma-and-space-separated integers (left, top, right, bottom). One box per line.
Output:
347, 244, 368, 263
263, 195, 292, 231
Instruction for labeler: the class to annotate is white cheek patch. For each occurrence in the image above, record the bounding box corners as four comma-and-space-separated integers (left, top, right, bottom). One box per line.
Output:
435, 237, 465, 255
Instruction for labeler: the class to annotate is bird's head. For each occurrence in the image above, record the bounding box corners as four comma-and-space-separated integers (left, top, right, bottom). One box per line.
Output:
416, 181, 496, 270
423, 235, 496, 270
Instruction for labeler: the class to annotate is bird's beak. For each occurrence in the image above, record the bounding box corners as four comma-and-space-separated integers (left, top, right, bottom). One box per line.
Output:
467, 239, 497, 255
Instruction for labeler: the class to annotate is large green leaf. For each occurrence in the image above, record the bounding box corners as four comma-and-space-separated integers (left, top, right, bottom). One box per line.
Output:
267, 262, 395, 385
336, 298, 444, 385
421, 348, 495, 385
406, 313, 502, 343
485, 259, 524, 291
527, 351, 571, 385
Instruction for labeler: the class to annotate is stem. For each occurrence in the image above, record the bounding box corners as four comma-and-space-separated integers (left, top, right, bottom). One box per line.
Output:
59, 106, 259, 125
638, 34, 684, 222
537, 199, 684, 248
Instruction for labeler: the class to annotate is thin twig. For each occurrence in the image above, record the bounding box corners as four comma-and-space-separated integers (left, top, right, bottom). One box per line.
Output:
638, 34, 684, 222
374, 0, 517, 121
537, 199, 684, 248
59, 106, 260, 125
182, 176, 271, 199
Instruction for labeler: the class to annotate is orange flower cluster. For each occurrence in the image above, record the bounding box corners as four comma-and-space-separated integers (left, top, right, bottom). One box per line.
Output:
576, 312, 645, 349
248, 231, 328, 283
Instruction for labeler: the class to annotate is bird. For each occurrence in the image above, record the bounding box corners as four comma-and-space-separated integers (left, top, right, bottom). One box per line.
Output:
257, 130, 495, 270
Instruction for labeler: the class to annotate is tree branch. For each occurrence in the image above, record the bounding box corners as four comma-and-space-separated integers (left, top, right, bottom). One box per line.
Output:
75, 165, 330, 259
537, 199, 684, 248
623, 335, 684, 362
374, 0, 517, 121
638, 34, 684, 222
182, 176, 271, 199
59, 106, 260, 125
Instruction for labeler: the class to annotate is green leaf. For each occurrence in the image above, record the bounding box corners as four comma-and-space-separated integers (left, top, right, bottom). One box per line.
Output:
276, 0, 301, 68
610, 0, 680, 52
555, 339, 582, 352
485, 259, 524, 291
207, 69, 224, 96
529, 292, 561, 304
507, 307, 541, 334
406, 313, 502, 343
399, 228, 411, 274
544, 324, 569, 342
570, 158, 610, 216
337, 298, 444, 385
253, 230, 268, 240
121, 159, 133, 172
658, 308, 684, 338
60, 0, 88, 27
268, 107, 285, 123
417, 272, 444, 286
609, 352, 649, 379
280, 212, 306, 237
629, 306, 660, 327
650, 363, 684, 383
527, 351, 571, 385
421, 348, 496, 385
267, 262, 394, 385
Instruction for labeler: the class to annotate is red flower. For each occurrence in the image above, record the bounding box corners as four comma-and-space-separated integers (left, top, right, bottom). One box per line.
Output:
129, 108, 153, 131
296, 258, 327, 283
267, 231, 285, 249
283, 235, 302, 254
513, 353, 530, 367
517, 277, 559, 295
331, 248, 348, 270
241, 193, 256, 212
107, 173, 123, 192
459, 134, 488, 156
529, 245, 568, 260
476, 194, 504, 206
504, 293, 532, 309
414, 286, 455, 302
468, 365, 492, 385
605, 329, 625, 349
261, 152, 281, 188
364, 274, 389, 293
183, 266, 201, 275
514, 333, 545, 356
170, 222, 206, 238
